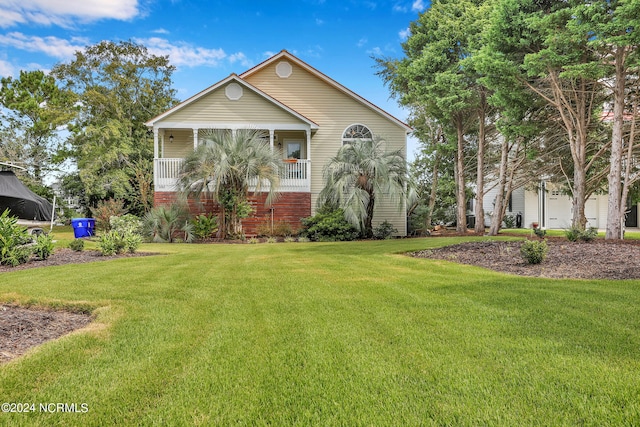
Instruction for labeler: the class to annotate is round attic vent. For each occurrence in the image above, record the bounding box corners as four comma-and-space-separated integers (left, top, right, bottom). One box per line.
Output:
276, 61, 292, 78
225, 82, 243, 100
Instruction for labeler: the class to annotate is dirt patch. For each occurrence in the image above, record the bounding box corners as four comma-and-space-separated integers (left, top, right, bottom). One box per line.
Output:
0, 305, 92, 363
0, 248, 153, 273
412, 238, 640, 280
0, 248, 156, 364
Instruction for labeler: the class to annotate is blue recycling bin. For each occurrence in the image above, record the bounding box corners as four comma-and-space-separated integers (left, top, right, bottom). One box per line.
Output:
71, 218, 95, 238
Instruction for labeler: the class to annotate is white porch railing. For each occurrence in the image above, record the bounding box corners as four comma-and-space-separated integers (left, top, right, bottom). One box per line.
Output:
154, 158, 311, 192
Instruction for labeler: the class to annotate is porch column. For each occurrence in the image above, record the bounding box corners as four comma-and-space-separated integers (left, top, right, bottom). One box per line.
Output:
306, 128, 311, 180
269, 129, 274, 151
193, 128, 199, 150
153, 128, 159, 158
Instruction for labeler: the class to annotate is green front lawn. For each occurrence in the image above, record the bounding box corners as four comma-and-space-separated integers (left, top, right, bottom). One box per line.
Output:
1, 236, 639, 425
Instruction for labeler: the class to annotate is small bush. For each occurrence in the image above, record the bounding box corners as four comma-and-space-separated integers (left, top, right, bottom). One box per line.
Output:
247, 237, 259, 244
98, 230, 126, 256
266, 237, 277, 243
68, 239, 85, 252
373, 220, 397, 240
503, 215, 516, 229
300, 208, 359, 242
520, 240, 548, 264
123, 233, 142, 253
581, 227, 598, 242
0, 210, 33, 266
191, 214, 218, 239
565, 226, 598, 242
110, 214, 143, 236
143, 203, 193, 243
255, 219, 295, 237
91, 199, 127, 231
33, 234, 54, 260
533, 227, 547, 239
297, 236, 310, 243
284, 236, 296, 243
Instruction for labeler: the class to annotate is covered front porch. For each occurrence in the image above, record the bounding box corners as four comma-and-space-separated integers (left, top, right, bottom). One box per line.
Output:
152, 126, 313, 192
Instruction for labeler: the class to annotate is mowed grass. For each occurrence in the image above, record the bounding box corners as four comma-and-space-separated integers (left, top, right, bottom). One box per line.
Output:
1, 235, 640, 426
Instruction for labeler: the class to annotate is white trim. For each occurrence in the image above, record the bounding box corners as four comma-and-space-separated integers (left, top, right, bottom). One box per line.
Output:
342, 123, 373, 143
152, 122, 313, 132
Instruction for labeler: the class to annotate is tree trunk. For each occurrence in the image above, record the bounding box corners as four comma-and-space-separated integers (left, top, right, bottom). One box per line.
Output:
489, 136, 510, 236
572, 166, 588, 230
455, 117, 467, 233
425, 151, 440, 231
475, 90, 486, 235
365, 191, 375, 238
605, 47, 627, 240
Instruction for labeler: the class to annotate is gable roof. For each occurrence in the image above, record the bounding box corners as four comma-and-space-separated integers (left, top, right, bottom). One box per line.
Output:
240, 50, 412, 133
145, 74, 319, 129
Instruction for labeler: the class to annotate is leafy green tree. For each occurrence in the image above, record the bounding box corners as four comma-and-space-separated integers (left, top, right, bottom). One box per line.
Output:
318, 137, 406, 238
483, 0, 610, 231
178, 129, 282, 239
52, 40, 177, 215
377, 0, 489, 233
0, 70, 76, 182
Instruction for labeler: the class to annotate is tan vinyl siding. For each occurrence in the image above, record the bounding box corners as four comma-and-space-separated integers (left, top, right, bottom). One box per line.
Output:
162, 129, 193, 158
165, 82, 305, 125
245, 61, 408, 235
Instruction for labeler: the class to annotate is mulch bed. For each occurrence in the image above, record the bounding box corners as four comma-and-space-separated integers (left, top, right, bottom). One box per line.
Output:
0, 305, 92, 363
0, 248, 155, 364
412, 238, 640, 280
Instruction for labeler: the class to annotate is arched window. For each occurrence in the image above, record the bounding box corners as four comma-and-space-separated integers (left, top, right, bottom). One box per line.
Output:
342, 124, 372, 144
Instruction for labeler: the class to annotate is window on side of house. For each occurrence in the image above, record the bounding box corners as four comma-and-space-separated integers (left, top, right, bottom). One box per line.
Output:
342, 124, 372, 145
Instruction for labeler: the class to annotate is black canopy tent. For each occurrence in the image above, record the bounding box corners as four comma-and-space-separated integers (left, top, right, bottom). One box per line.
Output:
0, 171, 54, 221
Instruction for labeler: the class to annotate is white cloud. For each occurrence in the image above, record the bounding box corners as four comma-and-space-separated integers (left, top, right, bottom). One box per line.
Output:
357, 37, 368, 48
0, 60, 15, 77
315, 18, 324, 26
135, 37, 252, 69
399, 27, 410, 40
0, 32, 86, 59
0, 0, 140, 28
263, 51, 277, 59
228, 52, 252, 68
367, 46, 383, 56
152, 28, 170, 35
393, 4, 408, 13
412, 0, 426, 12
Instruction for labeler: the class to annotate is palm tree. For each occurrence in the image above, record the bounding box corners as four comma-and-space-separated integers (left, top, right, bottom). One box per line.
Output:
178, 129, 281, 238
319, 136, 406, 238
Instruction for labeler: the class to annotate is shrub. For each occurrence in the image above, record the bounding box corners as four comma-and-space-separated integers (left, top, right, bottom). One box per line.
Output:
91, 199, 127, 231
33, 234, 54, 260
565, 226, 598, 242
0, 210, 33, 266
191, 214, 218, 239
581, 227, 598, 242
297, 236, 310, 243
247, 237, 259, 244
533, 227, 547, 239
520, 240, 548, 264
98, 230, 126, 256
503, 215, 516, 229
143, 203, 193, 243
68, 239, 85, 252
255, 219, 294, 237
284, 236, 296, 243
300, 209, 359, 242
123, 233, 142, 253
266, 237, 277, 243
373, 220, 397, 240
110, 214, 143, 236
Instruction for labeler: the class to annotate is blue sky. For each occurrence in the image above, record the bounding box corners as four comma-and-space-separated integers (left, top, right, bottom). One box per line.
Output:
0, 0, 429, 157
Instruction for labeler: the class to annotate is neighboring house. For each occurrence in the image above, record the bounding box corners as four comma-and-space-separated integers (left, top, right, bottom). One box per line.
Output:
145, 50, 412, 236
482, 183, 640, 230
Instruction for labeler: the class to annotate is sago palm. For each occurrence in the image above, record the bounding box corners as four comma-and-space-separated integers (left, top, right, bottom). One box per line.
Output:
319, 136, 406, 238
178, 129, 281, 238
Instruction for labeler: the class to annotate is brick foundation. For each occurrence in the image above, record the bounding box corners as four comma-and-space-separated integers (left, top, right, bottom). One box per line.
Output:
154, 191, 311, 236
